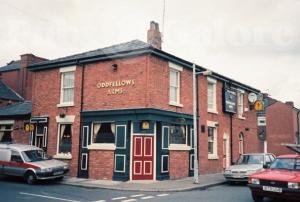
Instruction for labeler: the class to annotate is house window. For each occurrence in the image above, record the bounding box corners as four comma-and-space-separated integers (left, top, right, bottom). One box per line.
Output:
239, 133, 244, 155
92, 122, 116, 144
61, 72, 74, 104
238, 91, 244, 118
207, 121, 218, 159
58, 124, 72, 154
207, 77, 217, 113
0, 125, 13, 142
169, 125, 187, 144
170, 69, 180, 104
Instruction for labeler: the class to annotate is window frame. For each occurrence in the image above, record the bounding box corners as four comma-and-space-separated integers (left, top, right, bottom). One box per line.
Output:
237, 89, 245, 119
57, 123, 72, 155
169, 62, 183, 107
0, 124, 13, 143
168, 125, 191, 151
207, 121, 218, 159
88, 121, 116, 150
207, 77, 217, 114
57, 66, 76, 107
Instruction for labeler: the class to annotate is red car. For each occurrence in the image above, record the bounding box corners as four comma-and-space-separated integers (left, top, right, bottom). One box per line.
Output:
248, 145, 300, 202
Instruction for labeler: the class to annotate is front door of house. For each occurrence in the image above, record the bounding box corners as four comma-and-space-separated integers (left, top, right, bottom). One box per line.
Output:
223, 133, 230, 169
132, 136, 154, 180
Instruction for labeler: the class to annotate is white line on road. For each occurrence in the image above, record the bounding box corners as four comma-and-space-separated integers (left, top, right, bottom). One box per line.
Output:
92, 200, 106, 202
130, 194, 144, 197
140, 196, 154, 200
19, 192, 81, 202
121, 199, 137, 202
112, 196, 127, 200
156, 193, 169, 197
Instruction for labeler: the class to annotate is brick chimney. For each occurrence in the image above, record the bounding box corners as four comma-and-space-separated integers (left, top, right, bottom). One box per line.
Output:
286, 101, 294, 107
147, 21, 162, 49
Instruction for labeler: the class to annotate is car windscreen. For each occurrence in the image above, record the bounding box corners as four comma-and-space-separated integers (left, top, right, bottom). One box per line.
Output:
237, 155, 264, 165
270, 158, 300, 171
22, 150, 49, 162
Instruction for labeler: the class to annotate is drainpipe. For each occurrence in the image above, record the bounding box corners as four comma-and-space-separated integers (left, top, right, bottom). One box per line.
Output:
297, 110, 300, 144
230, 114, 233, 165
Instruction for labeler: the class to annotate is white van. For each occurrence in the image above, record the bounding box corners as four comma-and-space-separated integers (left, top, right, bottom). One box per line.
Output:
0, 143, 69, 184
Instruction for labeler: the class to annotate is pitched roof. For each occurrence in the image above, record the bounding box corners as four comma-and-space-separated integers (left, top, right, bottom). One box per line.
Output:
0, 60, 21, 72
0, 80, 23, 101
0, 101, 31, 117
28, 39, 260, 93
29, 40, 151, 69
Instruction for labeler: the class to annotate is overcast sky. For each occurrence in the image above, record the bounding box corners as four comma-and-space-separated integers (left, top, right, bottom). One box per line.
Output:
1, 0, 299, 107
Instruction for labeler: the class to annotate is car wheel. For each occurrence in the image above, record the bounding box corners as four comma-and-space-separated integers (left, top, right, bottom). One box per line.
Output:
24, 171, 36, 185
252, 193, 264, 202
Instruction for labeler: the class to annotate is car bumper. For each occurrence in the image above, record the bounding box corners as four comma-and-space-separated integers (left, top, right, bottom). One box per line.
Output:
249, 184, 300, 201
36, 169, 69, 180
224, 173, 249, 181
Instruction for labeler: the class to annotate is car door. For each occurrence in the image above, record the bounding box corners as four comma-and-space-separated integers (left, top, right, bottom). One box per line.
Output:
5, 150, 26, 176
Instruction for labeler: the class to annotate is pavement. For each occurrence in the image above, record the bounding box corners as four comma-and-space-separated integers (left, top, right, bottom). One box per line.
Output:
61, 173, 227, 192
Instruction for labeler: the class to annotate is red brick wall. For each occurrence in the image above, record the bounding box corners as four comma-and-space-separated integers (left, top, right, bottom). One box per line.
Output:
83, 57, 148, 110
169, 150, 189, 179
12, 119, 31, 144
88, 150, 114, 180
197, 76, 261, 174
266, 102, 297, 156
32, 66, 82, 177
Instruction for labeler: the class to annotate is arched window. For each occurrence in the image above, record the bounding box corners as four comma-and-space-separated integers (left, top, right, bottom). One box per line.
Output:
239, 133, 244, 155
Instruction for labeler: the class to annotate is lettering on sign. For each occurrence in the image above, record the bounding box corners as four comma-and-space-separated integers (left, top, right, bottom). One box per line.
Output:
96, 79, 135, 95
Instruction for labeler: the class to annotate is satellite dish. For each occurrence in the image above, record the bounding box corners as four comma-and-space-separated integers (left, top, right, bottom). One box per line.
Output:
248, 93, 258, 103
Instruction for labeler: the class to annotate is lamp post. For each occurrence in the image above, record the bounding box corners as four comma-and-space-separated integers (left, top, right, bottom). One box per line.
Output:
193, 63, 212, 184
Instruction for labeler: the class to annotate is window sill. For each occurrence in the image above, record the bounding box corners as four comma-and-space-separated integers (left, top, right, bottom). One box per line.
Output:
169, 102, 183, 108
208, 109, 218, 114
238, 116, 246, 120
208, 154, 219, 160
87, 144, 116, 150
57, 103, 74, 108
169, 144, 191, 151
53, 153, 72, 160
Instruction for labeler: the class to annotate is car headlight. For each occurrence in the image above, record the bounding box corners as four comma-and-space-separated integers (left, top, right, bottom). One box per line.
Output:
224, 170, 231, 174
63, 165, 69, 170
288, 182, 299, 189
41, 168, 52, 173
249, 178, 260, 185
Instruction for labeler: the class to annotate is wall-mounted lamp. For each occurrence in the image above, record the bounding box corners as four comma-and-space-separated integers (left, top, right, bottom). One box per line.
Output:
111, 64, 118, 71
215, 123, 219, 127
59, 113, 66, 118
245, 128, 250, 131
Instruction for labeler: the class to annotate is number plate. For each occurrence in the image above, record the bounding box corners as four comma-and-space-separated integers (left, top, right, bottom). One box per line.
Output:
263, 186, 282, 193
53, 171, 63, 175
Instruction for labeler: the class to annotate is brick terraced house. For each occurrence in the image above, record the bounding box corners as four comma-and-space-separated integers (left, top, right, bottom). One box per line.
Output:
27, 22, 263, 181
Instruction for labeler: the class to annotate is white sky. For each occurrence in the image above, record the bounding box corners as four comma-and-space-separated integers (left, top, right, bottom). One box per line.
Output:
0, 0, 299, 107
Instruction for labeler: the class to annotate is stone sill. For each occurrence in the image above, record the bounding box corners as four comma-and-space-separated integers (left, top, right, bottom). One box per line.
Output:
53, 153, 72, 160
169, 144, 191, 151
88, 144, 116, 151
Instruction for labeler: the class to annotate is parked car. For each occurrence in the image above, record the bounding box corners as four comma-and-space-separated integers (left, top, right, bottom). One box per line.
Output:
248, 145, 300, 202
0, 143, 69, 184
224, 153, 276, 182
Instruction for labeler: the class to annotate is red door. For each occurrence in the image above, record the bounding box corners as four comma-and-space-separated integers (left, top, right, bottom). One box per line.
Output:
132, 136, 154, 180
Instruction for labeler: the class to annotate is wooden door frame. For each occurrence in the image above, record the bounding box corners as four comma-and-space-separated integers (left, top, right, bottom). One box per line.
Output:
130, 122, 156, 181
223, 133, 230, 169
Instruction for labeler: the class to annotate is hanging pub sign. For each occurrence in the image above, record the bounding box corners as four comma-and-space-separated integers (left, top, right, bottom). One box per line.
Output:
223, 88, 237, 113
24, 123, 34, 132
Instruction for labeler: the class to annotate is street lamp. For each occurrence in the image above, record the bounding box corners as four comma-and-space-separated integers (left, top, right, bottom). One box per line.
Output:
193, 63, 212, 184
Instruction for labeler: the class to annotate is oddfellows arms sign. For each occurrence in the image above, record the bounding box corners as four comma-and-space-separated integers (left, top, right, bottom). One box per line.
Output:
96, 79, 135, 95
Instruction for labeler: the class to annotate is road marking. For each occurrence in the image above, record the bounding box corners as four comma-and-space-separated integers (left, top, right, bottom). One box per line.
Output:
121, 199, 137, 202
157, 193, 169, 197
19, 192, 81, 202
130, 194, 144, 197
140, 196, 154, 200
92, 200, 106, 202
112, 197, 127, 200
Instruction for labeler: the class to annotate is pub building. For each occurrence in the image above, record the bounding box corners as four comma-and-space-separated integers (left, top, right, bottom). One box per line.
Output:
27, 22, 263, 181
